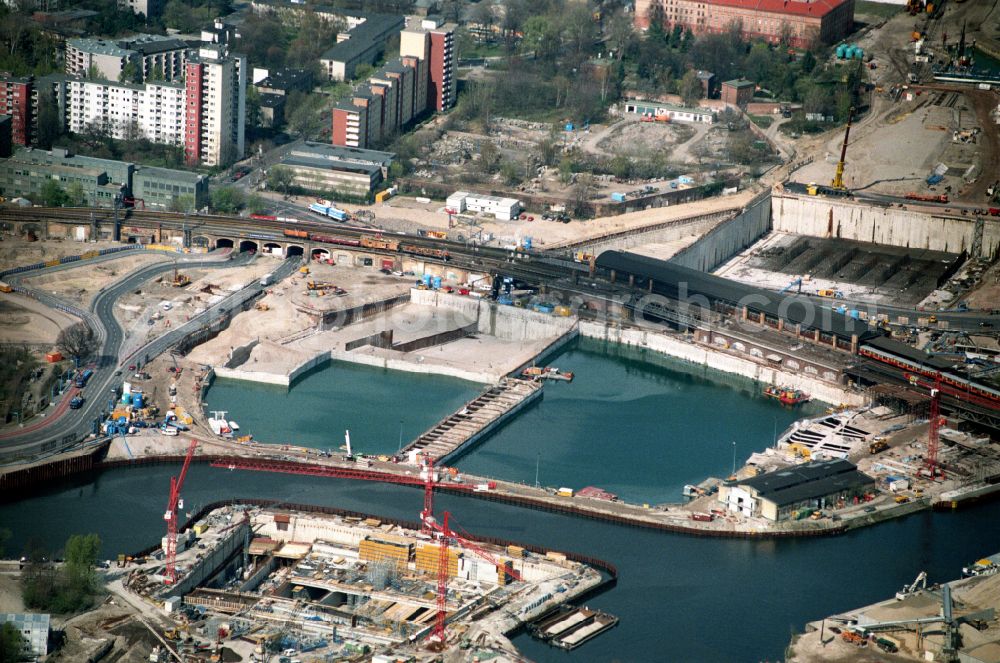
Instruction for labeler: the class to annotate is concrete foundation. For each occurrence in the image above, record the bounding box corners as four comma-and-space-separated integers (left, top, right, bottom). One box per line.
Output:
772, 190, 1000, 259
670, 192, 772, 272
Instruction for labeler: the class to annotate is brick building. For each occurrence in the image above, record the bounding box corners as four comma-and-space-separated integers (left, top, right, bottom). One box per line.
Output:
331, 17, 454, 150
0, 75, 34, 146
634, 0, 854, 49
721, 78, 755, 108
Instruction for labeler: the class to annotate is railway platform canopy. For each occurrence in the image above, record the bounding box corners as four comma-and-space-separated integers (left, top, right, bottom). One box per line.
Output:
595, 250, 881, 343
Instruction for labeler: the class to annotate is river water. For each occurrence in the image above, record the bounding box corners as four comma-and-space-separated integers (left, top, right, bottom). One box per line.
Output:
4, 466, 1000, 662
6, 342, 1000, 660
204, 338, 823, 504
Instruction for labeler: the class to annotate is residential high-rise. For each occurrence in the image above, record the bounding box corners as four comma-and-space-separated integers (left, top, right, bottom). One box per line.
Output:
0, 74, 34, 146
183, 46, 246, 167
399, 17, 456, 113
66, 34, 188, 82
66, 78, 185, 145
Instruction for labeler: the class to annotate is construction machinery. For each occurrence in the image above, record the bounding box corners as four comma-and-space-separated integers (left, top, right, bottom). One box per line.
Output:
831, 106, 855, 190
856, 584, 994, 662
896, 570, 928, 600
171, 266, 190, 288
306, 281, 337, 291
255, 302, 270, 311
164, 438, 198, 584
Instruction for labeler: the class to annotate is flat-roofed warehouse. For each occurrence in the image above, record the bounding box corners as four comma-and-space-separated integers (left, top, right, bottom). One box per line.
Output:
275, 142, 395, 197
595, 250, 879, 347
720, 459, 876, 521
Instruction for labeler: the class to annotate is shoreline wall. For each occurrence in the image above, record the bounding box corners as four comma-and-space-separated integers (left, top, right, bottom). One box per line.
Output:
579, 321, 865, 406
213, 351, 330, 387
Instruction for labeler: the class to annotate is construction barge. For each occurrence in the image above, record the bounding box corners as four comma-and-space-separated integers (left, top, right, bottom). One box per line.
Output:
529, 604, 619, 650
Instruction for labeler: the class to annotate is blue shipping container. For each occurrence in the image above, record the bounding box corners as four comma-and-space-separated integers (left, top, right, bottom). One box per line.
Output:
611, 192, 627, 202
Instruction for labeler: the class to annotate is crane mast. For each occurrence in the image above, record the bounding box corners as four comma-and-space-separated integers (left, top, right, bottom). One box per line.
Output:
831, 106, 855, 190
164, 438, 198, 584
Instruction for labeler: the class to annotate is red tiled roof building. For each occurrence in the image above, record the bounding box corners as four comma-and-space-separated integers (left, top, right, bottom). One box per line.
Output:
634, 0, 854, 49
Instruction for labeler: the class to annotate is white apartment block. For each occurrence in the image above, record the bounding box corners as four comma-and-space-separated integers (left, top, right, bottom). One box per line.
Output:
183, 46, 246, 167
67, 79, 185, 146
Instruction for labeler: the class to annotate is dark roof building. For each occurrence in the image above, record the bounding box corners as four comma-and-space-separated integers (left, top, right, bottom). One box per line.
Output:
595, 250, 878, 343
722, 459, 876, 521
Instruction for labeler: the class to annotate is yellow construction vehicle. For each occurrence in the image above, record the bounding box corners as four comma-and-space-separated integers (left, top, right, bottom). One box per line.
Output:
806, 182, 819, 196
831, 106, 855, 190
299, 266, 310, 274
255, 302, 270, 311
306, 281, 337, 291
171, 267, 190, 287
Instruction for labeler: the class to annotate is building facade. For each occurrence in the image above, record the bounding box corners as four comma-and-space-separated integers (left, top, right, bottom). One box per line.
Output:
719, 459, 875, 521
319, 13, 405, 82
0, 74, 34, 146
0, 614, 50, 659
66, 78, 185, 145
184, 46, 246, 167
0, 147, 209, 209
721, 78, 756, 108
66, 34, 187, 82
0, 147, 130, 206
118, 0, 164, 18
132, 165, 209, 210
276, 142, 394, 197
634, 0, 854, 49
399, 17, 456, 113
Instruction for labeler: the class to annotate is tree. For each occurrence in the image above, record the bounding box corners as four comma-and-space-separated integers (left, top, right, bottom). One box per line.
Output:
66, 181, 87, 207
570, 173, 594, 216
169, 194, 195, 213
607, 11, 634, 62
679, 69, 702, 107
22, 534, 103, 614
35, 88, 61, 150
478, 140, 500, 174
246, 194, 269, 214
39, 179, 69, 207
57, 322, 98, 365
0, 621, 26, 663
210, 187, 246, 213
800, 50, 817, 74
266, 166, 294, 196
285, 91, 325, 138
63, 533, 101, 598
118, 60, 139, 83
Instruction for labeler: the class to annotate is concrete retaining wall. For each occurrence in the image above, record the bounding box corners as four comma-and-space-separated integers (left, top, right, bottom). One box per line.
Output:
214, 351, 329, 387
565, 211, 735, 255
328, 349, 494, 383
165, 519, 249, 598
772, 191, 1000, 259
670, 193, 772, 271
579, 321, 865, 406
409, 289, 576, 341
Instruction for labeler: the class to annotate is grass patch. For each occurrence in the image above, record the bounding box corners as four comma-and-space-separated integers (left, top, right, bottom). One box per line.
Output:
856, 1, 904, 19
749, 115, 774, 129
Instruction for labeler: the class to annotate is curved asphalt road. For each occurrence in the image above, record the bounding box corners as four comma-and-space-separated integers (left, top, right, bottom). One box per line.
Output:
0, 251, 299, 461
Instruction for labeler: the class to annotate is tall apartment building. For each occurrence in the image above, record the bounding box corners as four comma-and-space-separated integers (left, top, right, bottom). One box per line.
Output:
0, 74, 33, 146
184, 45, 246, 167
634, 0, 854, 49
399, 17, 455, 113
118, 0, 165, 18
66, 78, 185, 146
66, 34, 188, 82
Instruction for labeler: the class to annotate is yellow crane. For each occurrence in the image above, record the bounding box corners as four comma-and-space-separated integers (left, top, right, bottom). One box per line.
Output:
831, 106, 855, 190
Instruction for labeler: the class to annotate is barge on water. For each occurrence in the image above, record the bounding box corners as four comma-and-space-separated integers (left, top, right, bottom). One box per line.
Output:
529, 604, 619, 650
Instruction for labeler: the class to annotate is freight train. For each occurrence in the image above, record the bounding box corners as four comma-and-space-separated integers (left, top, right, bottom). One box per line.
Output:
859, 336, 1000, 405
283, 229, 450, 261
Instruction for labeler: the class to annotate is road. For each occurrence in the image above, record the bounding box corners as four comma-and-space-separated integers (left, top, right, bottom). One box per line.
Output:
0, 251, 299, 461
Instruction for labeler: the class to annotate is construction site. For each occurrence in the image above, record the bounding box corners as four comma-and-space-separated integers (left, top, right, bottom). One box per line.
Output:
95, 442, 611, 663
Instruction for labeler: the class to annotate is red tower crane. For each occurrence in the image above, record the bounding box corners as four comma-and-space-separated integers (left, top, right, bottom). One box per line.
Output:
164, 438, 198, 584
419, 454, 437, 533
424, 510, 523, 644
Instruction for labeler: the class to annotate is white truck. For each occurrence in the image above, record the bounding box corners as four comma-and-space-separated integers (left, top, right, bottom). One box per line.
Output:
259, 273, 274, 287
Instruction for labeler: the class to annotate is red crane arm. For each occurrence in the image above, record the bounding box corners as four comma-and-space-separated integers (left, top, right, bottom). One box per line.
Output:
166, 439, 198, 512
427, 517, 523, 582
